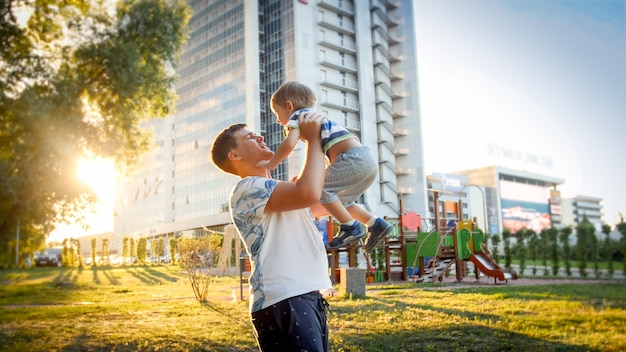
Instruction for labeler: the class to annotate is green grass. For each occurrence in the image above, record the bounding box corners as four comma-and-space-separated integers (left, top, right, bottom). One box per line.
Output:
1, 266, 625, 352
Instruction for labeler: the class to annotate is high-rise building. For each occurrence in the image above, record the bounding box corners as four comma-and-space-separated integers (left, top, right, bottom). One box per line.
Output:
114, 0, 428, 241
454, 165, 564, 236
561, 195, 604, 233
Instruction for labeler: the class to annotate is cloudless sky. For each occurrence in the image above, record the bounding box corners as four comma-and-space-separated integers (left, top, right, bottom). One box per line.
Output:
414, 0, 625, 226
50, 0, 625, 242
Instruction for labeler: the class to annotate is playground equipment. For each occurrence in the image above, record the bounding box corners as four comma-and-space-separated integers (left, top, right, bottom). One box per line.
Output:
402, 187, 518, 284
405, 218, 517, 284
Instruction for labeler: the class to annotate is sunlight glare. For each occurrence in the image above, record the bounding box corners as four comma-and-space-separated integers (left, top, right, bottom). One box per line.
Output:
49, 157, 116, 243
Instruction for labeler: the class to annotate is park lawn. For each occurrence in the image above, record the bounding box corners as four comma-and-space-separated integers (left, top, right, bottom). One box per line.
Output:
0, 266, 624, 352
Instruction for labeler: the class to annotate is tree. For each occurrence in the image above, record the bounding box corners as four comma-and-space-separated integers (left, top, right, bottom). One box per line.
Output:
137, 238, 147, 265
490, 234, 501, 264
513, 229, 527, 276
101, 238, 109, 264
502, 230, 512, 270
601, 223, 614, 278
527, 230, 539, 276
539, 229, 549, 276
559, 226, 573, 276
0, 0, 190, 261
576, 217, 595, 278
169, 237, 177, 264
546, 227, 559, 276
617, 213, 626, 276
90, 237, 97, 266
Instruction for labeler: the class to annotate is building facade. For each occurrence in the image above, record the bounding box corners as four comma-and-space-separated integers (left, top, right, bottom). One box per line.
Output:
454, 165, 564, 236
113, 0, 428, 241
561, 195, 604, 233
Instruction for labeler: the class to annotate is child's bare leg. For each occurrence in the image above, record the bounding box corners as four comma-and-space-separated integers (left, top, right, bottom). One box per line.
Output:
345, 204, 375, 224
322, 200, 353, 224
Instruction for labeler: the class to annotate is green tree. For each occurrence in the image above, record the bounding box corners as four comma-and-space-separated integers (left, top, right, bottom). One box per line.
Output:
513, 229, 527, 275
527, 230, 539, 276
559, 226, 573, 276
546, 227, 559, 276
490, 234, 501, 264
122, 237, 129, 262
601, 224, 614, 278
0, 0, 190, 258
577, 217, 595, 278
130, 238, 136, 263
91, 237, 97, 266
617, 213, 626, 276
137, 238, 147, 265
539, 229, 549, 276
502, 230, 512, 270
169, 237, 177, 264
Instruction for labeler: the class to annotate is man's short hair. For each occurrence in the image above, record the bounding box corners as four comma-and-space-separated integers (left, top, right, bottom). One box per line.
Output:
210, 123, 247, 175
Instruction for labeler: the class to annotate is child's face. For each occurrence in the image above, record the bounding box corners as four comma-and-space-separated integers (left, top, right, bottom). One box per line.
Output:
270, 100, 293, 126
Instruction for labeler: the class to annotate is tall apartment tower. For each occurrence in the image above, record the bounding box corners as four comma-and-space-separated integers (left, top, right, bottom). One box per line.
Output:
561, 195, 604, 233
114, 0, 428, 238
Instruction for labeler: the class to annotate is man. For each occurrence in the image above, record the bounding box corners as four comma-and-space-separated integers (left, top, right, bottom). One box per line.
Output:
210, 112, 333, 351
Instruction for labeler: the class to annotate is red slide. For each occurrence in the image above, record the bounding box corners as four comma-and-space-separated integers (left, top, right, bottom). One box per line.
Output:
470, 252, 518, 283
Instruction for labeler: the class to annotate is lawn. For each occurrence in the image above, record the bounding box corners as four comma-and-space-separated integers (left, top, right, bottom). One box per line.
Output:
0, 266, 624, 352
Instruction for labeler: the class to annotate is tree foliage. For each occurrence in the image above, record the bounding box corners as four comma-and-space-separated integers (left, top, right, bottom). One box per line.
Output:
0, 0, 190, 262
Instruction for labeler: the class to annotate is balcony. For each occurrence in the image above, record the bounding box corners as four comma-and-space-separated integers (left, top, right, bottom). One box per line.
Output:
344, 118, 361, 131
385, 0, 400, 9
372, 11, 387, 29
319, 16, 355, 35
320, 95, 360, 112
391, 110, 407, 118
318, 0, 354, 16
390, 89, 405, 99
395, 167, 413, 175
388, 51, 404, 63
320, 55, 358, 73
394, 147, 409, 155
386, 14, 401, 27
389, 70, 405, 81
319, 36, 356, 53
388, 31, 402, 44
392, 128, 408, 136
371, 0, 386, 13
321, 76, 359, 92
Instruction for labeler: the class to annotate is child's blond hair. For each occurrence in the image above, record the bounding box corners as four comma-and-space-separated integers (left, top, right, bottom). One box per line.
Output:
271, 81, 317, 110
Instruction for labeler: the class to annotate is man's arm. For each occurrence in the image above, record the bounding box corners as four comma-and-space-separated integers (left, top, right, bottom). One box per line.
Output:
265, 113, 324, 212
257, 128, 300, 170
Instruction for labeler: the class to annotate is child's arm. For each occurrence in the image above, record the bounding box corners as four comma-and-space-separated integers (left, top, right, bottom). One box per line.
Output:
257, 128, 301, 170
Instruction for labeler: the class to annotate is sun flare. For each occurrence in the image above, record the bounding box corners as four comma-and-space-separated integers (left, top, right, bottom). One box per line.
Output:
77, 157, 116, 202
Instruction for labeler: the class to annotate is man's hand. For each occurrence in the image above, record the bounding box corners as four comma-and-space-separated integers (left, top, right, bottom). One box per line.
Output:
297, 112, 323, 145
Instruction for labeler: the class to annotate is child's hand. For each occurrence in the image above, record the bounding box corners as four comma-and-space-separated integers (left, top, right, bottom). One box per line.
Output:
257, 160, 272, 169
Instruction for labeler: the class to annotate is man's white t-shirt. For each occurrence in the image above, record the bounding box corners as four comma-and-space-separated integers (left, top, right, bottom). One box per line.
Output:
230, 176, 333, 313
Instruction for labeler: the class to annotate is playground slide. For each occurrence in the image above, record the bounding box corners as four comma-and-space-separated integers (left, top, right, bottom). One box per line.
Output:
470, 252, 518, 282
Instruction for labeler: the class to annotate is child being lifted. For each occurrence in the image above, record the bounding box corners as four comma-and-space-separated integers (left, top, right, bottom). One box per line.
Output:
258, 81, 392, 252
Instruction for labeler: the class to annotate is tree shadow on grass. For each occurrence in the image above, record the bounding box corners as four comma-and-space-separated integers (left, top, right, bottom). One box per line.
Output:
329, 296, 608, 352
25, 332, 259, 352
440, 283, 626, 308
328, 323, 600, 352
141, 266, 180, 283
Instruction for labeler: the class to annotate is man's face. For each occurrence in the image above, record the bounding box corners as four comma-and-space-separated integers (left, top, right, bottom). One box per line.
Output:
233, 127, 273, 163
270, 100, 292, 126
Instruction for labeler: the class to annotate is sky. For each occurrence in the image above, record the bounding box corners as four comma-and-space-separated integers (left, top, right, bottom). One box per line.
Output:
413, 0, 626, 226
50, 0, 625, 242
